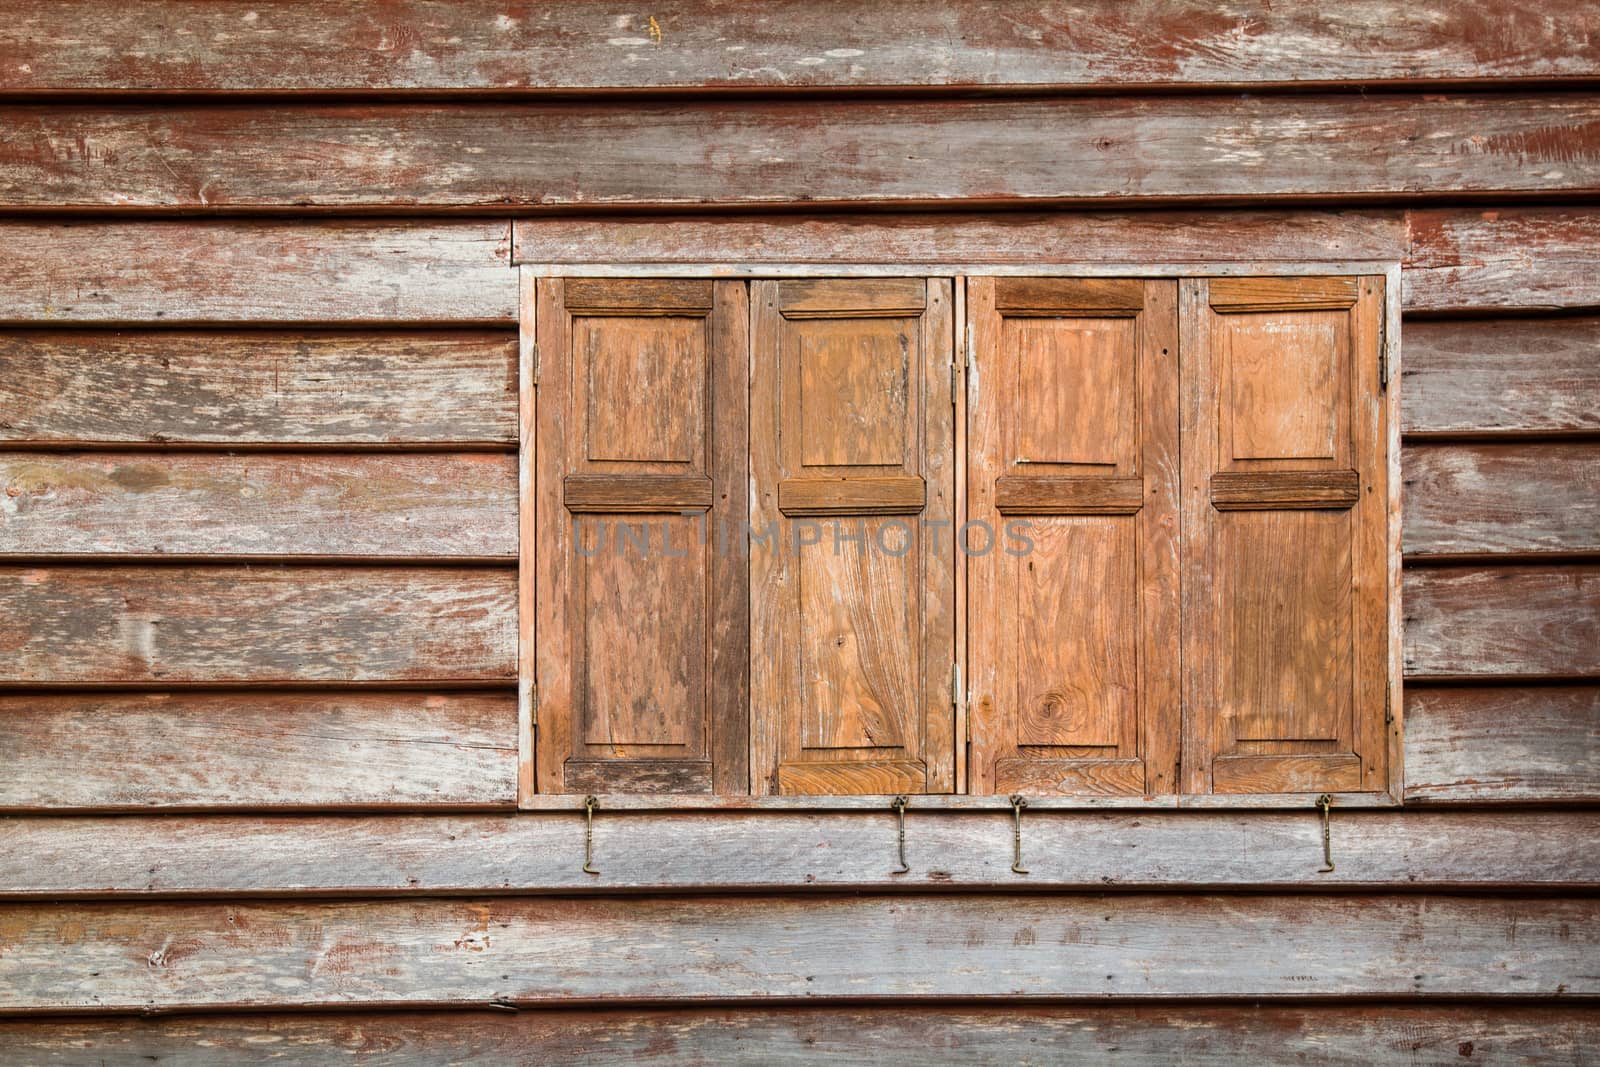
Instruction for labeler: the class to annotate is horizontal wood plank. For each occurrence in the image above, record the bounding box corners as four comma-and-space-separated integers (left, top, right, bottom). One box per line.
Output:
1, 810, 1592, 895
1405, 208, 1600, 313
1211, 470, 1361, 511
2, 1, 1597, 94
0, 693, 516, 811
777, 476, 926, 516
0, 222, 515, 324
1404, 686, 1600, 804
1401, 318, 1600, 437
1403, 443, 1600, 559
515, 210, 1408, 266
0, 894, 1590, 1010
0, 566, 516, 685
1403, 566, 1600, 680
0, 453, 516, 560
0, 1005, 1593, 1066
0, 331, 518, 446
563, 474, 714, 513
6, 1011, 1593, 1067
994, 476, 1145, 515
4, 95, 1598, 211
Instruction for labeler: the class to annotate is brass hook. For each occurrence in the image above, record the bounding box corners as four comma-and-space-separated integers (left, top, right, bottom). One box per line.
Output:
582, 795, 599, 875
1316, 793, 1335, 873
1008, 794, 1030, 875
891, 795, 910, 873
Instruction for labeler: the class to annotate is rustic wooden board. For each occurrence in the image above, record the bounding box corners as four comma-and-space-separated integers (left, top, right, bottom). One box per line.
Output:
1404, 686, 1600, 804
516, 210, 1408, 267
0, 566, 516, 684
1403, 566, 1600, 680
1401, 318, 1600, 437
1404, 209, 1600, 313
0, 810, 1593, 894
0, 693, 516, 811
1402, 443, 1600, 559
0, 453, 517, 560
0, 222, 515, 324
0, 894, 1590, 1010
0, 331, 518, 446
1, 1005, 1595, 1066
3, 1, 1596, 94
5, 96, 1598, 211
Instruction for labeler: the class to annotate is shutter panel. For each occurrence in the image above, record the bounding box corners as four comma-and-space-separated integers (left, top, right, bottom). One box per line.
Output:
1181, 276, 1389, 794
967, 278, 1180, 795
534, 278, 748, 794
751, 279, 956, 795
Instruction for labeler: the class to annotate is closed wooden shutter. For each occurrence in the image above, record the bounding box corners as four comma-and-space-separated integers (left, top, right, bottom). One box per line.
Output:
1180, 276, 1389, 794
750, 279, 956, 795
534, 278, 748, 794
967, 278, 1181, 795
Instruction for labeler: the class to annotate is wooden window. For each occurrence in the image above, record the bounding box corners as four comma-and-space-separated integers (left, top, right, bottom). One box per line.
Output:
749, 279, 957, 795
1180, 277, 1391, 795
966, 278, 1181, 796
533, 278, 749, 794
526, 270, 1395, 801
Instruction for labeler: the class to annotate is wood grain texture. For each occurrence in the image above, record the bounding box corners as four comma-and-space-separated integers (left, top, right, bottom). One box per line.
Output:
3, 810, 1595, 896
0, 453, 516, 560
10, 96, 1597, 212
1403, 443, 1600, 559
0, 566, 515, 685
516, 211, 1408, 266
993, 476, 1145, 515
1, 1005, 1595, 1066
0, 221, 514, 324
1404, 686, 1600, 804
1401, 318, 1600, 437
0, 894, 1591, 1010
1405, 208, 1600, 313
1404, 566, 1600, 680
0, 693, 516, 811
3, 0, 1598, 93
0, 331, 518, 447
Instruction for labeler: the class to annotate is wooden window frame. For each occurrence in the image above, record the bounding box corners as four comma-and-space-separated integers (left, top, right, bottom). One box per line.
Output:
517, 251, 1403, 812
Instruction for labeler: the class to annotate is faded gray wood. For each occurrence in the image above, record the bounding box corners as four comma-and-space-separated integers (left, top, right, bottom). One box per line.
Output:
0, 566, 516, 684
1401, 318, 1600, 436
3, 0, 1597, 93
0, 693, 516, 811
1405, 208, 1600, 313
0, 894, 1590, 1010
4, 96, 1598, 211
0, 1005, 1594, 1066
0, 453, 517, 560
0, 222, 515, 324
0, 331, 518, 446
0, 810, 1593, 894
517, 210, 1408, 267
1402, 443, 1600, 559
1404, 686, 1600, 804
1403, 566, 1600, 680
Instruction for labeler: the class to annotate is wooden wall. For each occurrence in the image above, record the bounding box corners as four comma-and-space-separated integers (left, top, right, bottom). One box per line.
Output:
0, 2, 1596, 1061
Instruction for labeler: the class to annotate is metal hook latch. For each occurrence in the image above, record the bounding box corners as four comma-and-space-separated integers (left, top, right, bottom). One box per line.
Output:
582, 795, 599, 875
1008, 794, 1030, 875
890, 795, 910, 873
1316, 793, 1335, 873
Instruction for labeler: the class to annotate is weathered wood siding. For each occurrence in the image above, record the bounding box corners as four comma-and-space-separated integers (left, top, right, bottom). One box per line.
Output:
0, 1, 1595, 1059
